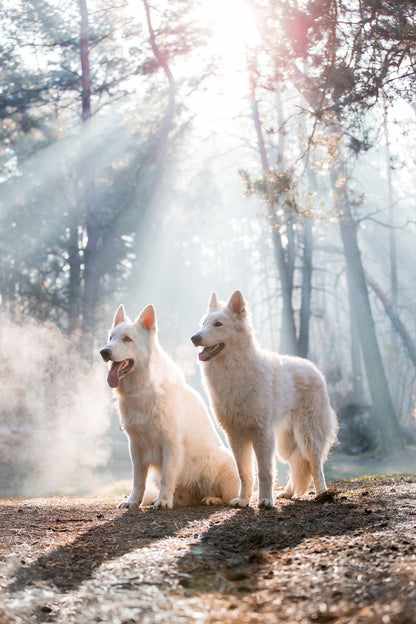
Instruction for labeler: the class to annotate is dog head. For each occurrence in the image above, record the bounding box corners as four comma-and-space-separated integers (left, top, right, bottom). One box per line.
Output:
100, 303, 156, 389
191, 290, 251, 362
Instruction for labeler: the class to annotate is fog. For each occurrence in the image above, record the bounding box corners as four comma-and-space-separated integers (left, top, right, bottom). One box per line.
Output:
1, 0, 416, 498
2, 97, 416, 497
0, 317, 112, 497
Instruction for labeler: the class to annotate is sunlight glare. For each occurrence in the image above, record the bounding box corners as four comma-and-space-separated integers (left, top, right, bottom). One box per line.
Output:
200, 0, 259, 61
187, 0, 260, 128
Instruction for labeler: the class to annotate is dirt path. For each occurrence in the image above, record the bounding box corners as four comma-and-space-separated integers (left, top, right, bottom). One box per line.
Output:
1, 475, 416, 624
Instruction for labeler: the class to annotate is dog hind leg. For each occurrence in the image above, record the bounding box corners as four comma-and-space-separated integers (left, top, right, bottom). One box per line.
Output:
309, 455, 327, 495
208, 456, 240, 505
276, 427, 295, 499
276, 477, 294, 499
154, 444, 177, 509
292, 453, 312, 496
283, 447, 311, 498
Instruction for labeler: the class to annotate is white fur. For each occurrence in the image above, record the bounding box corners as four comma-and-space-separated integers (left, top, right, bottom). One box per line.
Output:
191, 290, 338, 508
101, 304, 239, 509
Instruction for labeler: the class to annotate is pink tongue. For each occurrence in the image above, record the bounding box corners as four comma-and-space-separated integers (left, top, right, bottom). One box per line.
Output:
107, 362, 122, 388
199, 348, 211, 362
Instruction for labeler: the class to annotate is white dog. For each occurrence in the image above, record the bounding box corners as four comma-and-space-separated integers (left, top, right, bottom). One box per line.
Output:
191, 290, 338, 508
100, 303, 239, 509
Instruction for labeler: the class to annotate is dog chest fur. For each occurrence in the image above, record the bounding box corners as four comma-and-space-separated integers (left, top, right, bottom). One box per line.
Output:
201, 344, 286, 432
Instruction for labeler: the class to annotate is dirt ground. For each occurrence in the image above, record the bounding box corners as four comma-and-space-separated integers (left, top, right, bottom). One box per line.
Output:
1, 474, 416, 624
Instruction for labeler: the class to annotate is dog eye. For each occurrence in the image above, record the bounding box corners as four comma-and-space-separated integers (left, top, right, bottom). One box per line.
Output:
123, 336, 133, 343
214, 321, 223, 327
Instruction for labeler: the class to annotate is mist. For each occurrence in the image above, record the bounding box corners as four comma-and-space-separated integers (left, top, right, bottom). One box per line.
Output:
1, 0, 416, 498
0, 316, 113, 497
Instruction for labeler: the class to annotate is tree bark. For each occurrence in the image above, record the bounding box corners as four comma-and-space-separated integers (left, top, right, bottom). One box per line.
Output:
250, 91, 298, 355
350, 299, 365, 404
382, 98, 398, 311
290, 62, 404, 452
332, 170, 405, 452
67, 218, 81, 334
298, 219, 313, 357
298, 164, 317, 358
366, 272, 416, 369
78, 0, 99, 343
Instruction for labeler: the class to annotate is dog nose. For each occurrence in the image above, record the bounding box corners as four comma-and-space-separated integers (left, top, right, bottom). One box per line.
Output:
100, 347, 111, 362
191, 333, 202, 346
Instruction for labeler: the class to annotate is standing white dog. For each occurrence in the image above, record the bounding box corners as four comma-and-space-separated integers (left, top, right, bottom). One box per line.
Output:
191, 290, 338, 508
100, 303, 239, 509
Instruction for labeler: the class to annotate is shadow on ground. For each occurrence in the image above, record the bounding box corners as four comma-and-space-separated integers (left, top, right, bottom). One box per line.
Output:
175, 491, 384, 591
4, 477, 416, 624
7, 504, 220, 593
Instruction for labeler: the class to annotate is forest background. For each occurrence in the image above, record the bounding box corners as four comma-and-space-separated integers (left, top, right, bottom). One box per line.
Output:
1, 0, 415, 498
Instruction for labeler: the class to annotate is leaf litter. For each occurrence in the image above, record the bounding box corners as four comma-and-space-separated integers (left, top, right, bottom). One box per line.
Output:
1, 475, 415, 623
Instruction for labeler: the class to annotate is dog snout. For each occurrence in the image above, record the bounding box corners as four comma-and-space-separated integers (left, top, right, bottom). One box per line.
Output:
191, 333, 203, 347
100, 347, 112, 362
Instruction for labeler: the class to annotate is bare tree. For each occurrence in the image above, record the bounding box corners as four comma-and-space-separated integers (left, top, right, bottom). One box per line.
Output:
249, 86, 314, 356
331, 165, 405, 452
78, 0, 99, 344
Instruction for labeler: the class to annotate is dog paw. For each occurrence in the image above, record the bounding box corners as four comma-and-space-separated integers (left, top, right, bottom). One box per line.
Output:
201, 496, 223, 506
276, 490, 293, 499
118, 500, 138, 509
258, 498, 274, 508
229, 497, 250, 508
153, 498, 173, 510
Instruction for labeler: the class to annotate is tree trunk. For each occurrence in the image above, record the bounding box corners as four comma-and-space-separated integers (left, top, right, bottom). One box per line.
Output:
79, 0, 91, 124
78, 0, 99, 343
350, 300, 365, 404
298, 164, 317, 358
332, 170, 405, 452
383, 98, 398, 313
298, 219, 313, 357
366, 272, 416, 369
67, 218, 81, 334
250, 91, 298, 355
290, 62, 404, 452
271, 228, 298, 354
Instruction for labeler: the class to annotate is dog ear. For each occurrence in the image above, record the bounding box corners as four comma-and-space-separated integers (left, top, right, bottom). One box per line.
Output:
208, 292, 220, 312
113, 304, 127, 327
136, 304, 157, 332
227, 290, 246, 316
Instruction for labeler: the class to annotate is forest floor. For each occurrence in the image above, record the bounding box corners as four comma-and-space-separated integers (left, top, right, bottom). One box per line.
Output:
1, 474, 416, 624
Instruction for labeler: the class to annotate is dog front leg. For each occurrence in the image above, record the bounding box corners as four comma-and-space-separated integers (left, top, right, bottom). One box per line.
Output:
227, 433, 254, 507
119, 439, 148, 509
154, 444, 177, 509
253, 429, 275, 508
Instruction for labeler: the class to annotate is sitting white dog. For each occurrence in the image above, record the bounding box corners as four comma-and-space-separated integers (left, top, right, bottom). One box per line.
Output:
100, 303, 239, 509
